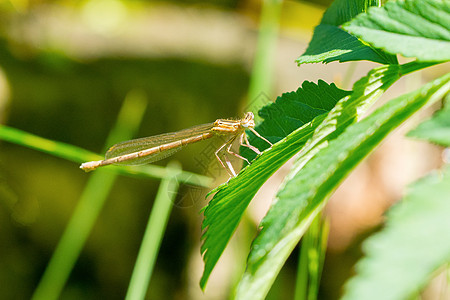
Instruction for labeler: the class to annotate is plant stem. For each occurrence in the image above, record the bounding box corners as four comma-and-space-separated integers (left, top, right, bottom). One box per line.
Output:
247, 0, 283, 120
31, 91, 147, 300
125, 161, 181, 300
294, 213, 329, 300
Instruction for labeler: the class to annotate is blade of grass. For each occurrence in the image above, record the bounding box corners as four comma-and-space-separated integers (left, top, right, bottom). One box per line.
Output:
116, 164, 212, 188
247, 0, 283, 119
32, 168, 118, 300
125, 161, 182, 300
0, 124, 99, 162
294, 213, 329, 300
308, 216, 329, 300
31, 90, 148, 300
295, 223, 309, 300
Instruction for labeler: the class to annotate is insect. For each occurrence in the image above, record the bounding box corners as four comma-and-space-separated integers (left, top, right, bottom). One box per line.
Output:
80, 112, 272, 176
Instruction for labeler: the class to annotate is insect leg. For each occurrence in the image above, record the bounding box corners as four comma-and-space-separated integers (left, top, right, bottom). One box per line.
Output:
215, 137, 237, 177
249, 127, 273, 146
227, 134, 250, 165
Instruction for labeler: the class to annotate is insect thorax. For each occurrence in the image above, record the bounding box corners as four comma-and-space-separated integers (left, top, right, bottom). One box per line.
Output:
212, 119, 242, 134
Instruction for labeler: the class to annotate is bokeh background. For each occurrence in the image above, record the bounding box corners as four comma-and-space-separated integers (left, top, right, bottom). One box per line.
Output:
0, 0, 446, 299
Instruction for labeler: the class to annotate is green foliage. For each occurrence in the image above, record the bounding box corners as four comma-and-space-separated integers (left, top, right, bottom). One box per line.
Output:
245, 63, 402, 266
297, 0, 397, 65
242, 80, 351, 161
201, 60, 432, 292
343, 0, 450, 62
334, 90, 450, 300
407, 93, 450, 146
200, 81, 347, 289
342, 165, 450, 300
2, 0, 448, 298
200, 0, 450, 295
235, 73, 450, 300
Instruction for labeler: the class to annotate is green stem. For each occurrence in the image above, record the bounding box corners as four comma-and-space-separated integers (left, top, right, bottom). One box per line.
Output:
31, 91, 147, 300
295, 224, 310, 300
125, 162, 182, 300
400, 61, 438, 76
342, 62, 358, 90
31, 169, 118, 300
247, 0, 283, 120
294, 213, 329, 300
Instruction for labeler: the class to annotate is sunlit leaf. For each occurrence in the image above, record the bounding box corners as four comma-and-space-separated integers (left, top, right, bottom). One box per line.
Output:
242, 80, 351, 161
342, 165, 450, 300
343, 0, 450, 62
234, 72, 450, 300
200, 62, 432, 290
297, 0, 397, 65
200, 81, 348, 289
407, 93, 450, 146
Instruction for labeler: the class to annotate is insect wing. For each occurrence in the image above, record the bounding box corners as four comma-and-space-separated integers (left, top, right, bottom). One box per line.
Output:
105, 123, 215, 165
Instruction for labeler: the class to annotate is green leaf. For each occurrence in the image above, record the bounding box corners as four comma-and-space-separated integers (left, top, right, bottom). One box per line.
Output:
297, 0, 397, 65
343, 0, 450, 62
407, 93, 450, 146
242, 80, 351, 162
243, 62, 412, 267
342, 165, 450, 300
201, 62, 427, 291
200, 81, 347, 290
235, 72, 450, 300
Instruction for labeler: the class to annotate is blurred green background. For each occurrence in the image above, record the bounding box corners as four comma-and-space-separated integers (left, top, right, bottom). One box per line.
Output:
1, 0, 441, 299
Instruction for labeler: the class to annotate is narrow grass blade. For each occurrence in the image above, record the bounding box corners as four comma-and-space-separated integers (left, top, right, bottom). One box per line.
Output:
294, 213, 329, 300
125, 161, 182, 300
0, 124, 99, 163
31, 91, 147, 300
247, 0, 283, 117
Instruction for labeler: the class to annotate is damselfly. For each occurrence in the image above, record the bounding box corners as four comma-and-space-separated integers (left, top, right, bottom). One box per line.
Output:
80, 112, 272, 176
